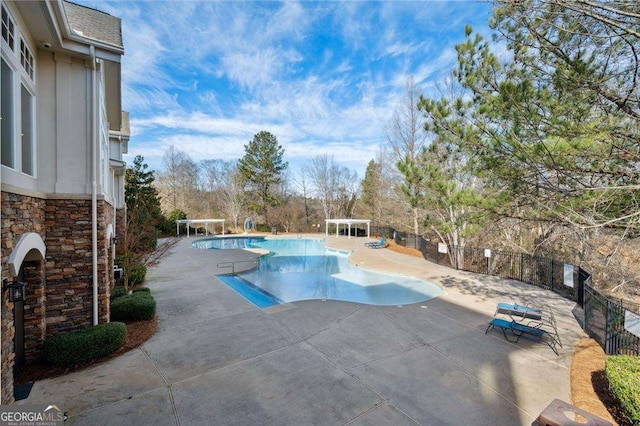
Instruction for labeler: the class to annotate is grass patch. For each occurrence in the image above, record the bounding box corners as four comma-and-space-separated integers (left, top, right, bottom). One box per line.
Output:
606, 355, 640, 424
43, 322, 127, 367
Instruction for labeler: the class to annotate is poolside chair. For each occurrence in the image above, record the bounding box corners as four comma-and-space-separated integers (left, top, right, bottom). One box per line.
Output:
495, 302, 543, 321
493, 302, 563, 349
485, 317, 559, 355
365, 237, 386, 248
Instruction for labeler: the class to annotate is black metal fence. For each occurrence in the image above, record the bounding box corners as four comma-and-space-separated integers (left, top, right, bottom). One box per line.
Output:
371, 226, 639, 355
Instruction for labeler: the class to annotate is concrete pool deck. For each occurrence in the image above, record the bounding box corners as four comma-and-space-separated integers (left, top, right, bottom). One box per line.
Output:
20, 234, 586, 425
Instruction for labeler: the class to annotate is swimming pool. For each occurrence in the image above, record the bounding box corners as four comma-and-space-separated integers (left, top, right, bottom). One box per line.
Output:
194, 237, 442, 307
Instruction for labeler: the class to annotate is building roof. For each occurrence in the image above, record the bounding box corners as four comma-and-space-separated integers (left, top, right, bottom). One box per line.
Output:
62, 1, 123, 48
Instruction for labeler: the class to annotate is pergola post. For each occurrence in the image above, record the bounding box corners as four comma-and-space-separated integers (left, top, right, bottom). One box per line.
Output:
324, 219, 371, 238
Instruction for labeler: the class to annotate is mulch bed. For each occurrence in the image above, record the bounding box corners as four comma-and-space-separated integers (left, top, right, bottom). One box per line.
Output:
16, 317, 157, 385
571, 338, 631, 425
386, 240, 423, 257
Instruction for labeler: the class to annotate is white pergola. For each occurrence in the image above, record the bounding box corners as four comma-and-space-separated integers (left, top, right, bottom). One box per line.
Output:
176, 219, 225, 237
325, 219, 370, 239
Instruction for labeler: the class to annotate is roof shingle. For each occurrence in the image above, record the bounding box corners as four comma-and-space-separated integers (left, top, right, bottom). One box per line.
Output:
63, 1, 122, 49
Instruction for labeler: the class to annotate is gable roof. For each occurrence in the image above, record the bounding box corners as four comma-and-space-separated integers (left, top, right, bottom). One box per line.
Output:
62, 1, 123, 49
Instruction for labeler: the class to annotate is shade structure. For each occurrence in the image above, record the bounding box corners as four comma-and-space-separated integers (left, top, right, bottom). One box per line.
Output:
176, 219, 225, 237
325, 219, 370, 239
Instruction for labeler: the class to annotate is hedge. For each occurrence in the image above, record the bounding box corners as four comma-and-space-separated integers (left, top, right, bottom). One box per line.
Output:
606, 355, 640, 424
128, 262, 147, 286
110, 292, 156, 322
111, 286, 128, 300
43, 322, 127, 367
132, 287, 150, 293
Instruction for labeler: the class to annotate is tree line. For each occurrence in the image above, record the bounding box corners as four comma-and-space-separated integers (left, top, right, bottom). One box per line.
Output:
125, 0, 639, 300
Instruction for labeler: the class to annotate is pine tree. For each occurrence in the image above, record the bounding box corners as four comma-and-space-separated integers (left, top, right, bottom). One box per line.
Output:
125, 156, 163, 251
237, 131, 288, 224
453, 1, 640, 232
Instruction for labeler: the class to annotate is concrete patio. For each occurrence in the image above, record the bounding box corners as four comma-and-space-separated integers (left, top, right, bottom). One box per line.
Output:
20, 234, 586, 425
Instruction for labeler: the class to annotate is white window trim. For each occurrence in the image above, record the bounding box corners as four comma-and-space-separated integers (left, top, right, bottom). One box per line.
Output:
1, 1, 36, 178
1, 3, 15, 52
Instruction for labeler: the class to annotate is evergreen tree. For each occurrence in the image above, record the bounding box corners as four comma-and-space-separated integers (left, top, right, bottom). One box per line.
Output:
237, 131, 288, 224
360, 160, 382, 223
125, 155, 163, 253
453, 1, 640, 232
396, 155, 426, 235
121, 155, 164, 288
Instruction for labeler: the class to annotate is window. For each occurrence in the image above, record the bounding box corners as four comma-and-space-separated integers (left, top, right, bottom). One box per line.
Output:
21, 84, 33, 175
20, 38, 33, 79
1, 5, 14, 50
1, 5, 36, 176
1, 58, 14, 168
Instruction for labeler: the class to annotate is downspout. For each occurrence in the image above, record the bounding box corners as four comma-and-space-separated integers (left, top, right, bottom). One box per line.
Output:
90, 45, 99, 326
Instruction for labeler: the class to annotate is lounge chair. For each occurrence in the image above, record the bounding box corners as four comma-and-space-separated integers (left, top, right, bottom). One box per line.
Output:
365, 237, 386, 248
495, 302, 543, 321
485, 317, 559, 355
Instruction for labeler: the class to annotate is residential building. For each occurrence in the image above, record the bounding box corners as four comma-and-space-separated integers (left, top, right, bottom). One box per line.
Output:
1, 0, 127, 403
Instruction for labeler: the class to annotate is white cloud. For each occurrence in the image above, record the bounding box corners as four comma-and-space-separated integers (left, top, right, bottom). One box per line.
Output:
79, 0, 494, 178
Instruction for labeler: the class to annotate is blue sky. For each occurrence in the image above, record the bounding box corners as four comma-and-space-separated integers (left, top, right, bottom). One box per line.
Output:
77, 1, 494, 178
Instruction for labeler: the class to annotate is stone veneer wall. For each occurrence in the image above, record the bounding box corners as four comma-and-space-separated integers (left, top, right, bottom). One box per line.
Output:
44, 198, 113, 335
1, 191, 46, 404
1, 192, 115, 404
115, 207, 126, 258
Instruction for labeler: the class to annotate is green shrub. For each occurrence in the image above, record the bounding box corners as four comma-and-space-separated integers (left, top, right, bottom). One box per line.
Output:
128, 262, 147, 285
606, 355, 640, 424
132, 286, 150, 293
111, 286, 128, 300
111, 292, 156, 322
157, 209, 187, 235
43, 322, 127, 367
255, 223, 271, 232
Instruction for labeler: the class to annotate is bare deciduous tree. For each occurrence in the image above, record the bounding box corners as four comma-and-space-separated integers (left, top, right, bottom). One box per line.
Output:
307, 155, 359, 219
200, 159, 246, 231
384, 77, 430, 234
157, 146, 200, 214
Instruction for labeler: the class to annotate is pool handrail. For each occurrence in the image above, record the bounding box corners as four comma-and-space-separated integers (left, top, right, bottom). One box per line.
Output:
217, 259, 259, 275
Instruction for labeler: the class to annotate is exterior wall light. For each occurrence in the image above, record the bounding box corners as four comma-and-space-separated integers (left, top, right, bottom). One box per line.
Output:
3, 279, 27, 302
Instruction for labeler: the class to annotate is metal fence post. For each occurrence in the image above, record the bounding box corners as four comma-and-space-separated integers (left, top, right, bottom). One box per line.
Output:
605, 298, 612, 355
519, 253, 524, 282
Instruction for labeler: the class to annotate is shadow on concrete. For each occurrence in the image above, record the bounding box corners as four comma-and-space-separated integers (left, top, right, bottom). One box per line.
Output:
19, 236, 585, 426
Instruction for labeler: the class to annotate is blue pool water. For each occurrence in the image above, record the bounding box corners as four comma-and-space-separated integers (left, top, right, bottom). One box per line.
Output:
194, 237, 442, 307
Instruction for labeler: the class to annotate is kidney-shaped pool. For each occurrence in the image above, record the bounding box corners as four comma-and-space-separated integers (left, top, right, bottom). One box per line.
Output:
193, 237, 442, 307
